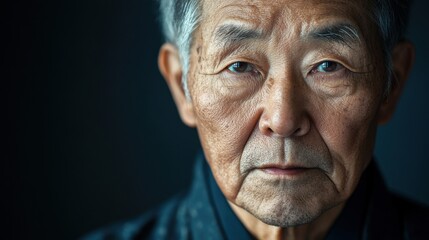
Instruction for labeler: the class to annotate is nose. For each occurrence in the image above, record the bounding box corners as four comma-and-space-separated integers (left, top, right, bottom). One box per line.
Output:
259, 76, 311, 138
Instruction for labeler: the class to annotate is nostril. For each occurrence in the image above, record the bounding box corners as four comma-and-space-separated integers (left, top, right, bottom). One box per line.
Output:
259, 118, 274, 136
294, 128, 301, 135
293, 119, 311, 137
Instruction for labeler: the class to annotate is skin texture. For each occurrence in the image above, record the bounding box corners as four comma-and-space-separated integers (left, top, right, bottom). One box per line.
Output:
158, 0, 415, 239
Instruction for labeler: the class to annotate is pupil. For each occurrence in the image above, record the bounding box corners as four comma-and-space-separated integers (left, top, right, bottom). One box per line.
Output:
233, 62, 247, 72
322, 61, 337, 71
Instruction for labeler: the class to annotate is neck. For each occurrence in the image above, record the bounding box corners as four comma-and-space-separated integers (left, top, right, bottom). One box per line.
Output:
228, 201, 345, 240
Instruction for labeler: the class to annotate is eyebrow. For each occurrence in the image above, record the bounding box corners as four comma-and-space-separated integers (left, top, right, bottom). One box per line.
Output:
309, 23, 361, 46
213, 24, 263, 47
212, 23, 361, 50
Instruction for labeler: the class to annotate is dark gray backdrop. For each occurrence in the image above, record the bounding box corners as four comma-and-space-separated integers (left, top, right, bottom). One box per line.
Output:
5, 0, 429, 239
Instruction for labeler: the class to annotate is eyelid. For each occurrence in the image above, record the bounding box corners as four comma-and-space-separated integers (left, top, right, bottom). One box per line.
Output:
311, 61, 344, 73
227, 62, 254, 73
215, 49, 268, 72
308, 59, 354, 75
224, 60, 263, 74
302, 48, 362, 72
220, 61, 266, 83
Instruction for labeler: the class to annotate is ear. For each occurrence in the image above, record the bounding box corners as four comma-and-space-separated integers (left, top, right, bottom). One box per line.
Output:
377, 41, 415, 124
158, 43, 196, 127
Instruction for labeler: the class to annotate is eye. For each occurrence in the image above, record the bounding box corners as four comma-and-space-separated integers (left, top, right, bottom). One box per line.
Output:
227, 62, 254, 73
312, 61, 342, 73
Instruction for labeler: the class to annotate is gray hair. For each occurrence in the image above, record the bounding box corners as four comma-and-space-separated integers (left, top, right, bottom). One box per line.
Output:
157, 0, 412, 97
158, 0, 201, 98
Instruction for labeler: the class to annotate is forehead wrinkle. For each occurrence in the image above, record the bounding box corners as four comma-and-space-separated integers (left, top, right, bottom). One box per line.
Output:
204, 2, 264, 28
203, 1, 279, 41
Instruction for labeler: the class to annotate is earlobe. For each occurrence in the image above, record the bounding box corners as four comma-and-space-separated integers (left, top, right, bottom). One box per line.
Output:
377, 41, 415, 125
158, 43, 196, 127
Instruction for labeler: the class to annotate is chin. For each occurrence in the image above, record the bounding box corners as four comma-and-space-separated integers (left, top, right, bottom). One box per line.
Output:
240, 197, 325, 227
234, 174, 340, 227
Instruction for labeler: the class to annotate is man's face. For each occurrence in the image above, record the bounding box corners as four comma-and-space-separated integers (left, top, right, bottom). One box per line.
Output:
187, 0, 385, 227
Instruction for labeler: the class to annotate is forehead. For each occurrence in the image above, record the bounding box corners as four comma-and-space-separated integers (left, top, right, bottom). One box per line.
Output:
199, 0, 373, 44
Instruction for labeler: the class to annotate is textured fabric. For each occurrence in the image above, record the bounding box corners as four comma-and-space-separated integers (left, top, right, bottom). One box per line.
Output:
82, 154, 429, 240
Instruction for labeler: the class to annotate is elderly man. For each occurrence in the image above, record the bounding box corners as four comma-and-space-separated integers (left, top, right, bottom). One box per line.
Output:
86, 0, 429, 239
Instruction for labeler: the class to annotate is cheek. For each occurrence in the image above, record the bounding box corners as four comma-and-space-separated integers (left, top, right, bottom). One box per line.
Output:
316, 92, 380, 194
191, 77, 262, 198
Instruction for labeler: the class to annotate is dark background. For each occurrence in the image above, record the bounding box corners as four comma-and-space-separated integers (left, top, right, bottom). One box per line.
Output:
4, 0, 429, 239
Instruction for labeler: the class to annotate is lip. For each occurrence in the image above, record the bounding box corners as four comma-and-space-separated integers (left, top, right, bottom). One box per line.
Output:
258, 164, 312, 176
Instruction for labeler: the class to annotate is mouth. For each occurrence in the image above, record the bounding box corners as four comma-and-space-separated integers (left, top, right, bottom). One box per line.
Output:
259, 164, 313, 176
